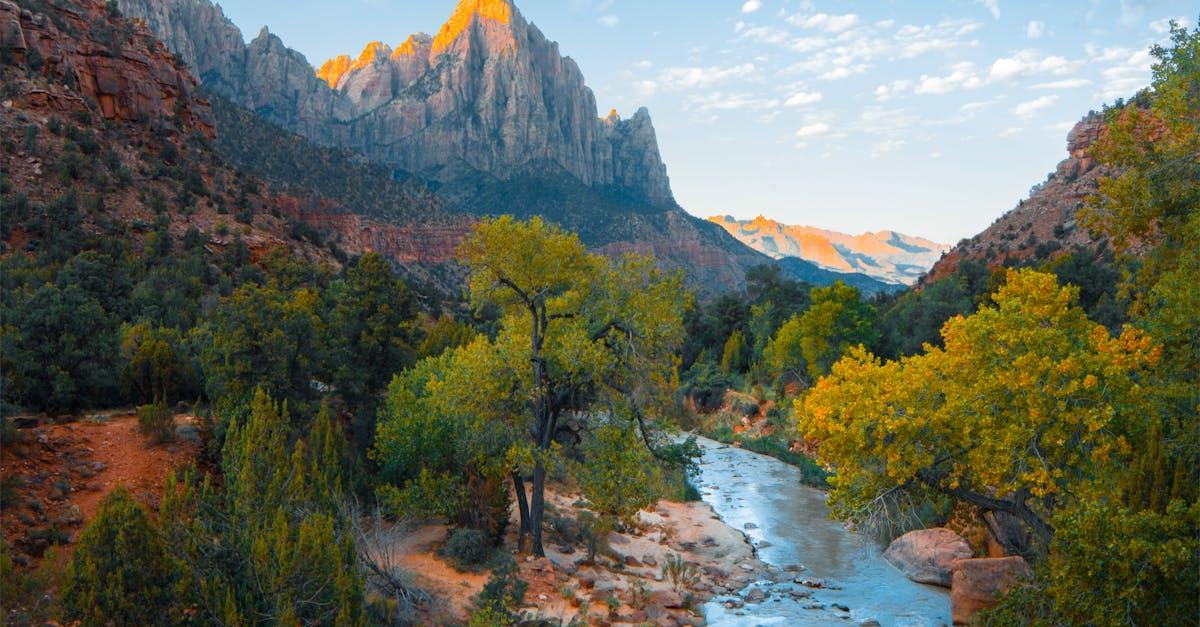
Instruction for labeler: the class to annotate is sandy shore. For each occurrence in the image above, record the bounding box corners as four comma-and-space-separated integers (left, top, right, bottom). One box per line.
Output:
389, 485, 770, 625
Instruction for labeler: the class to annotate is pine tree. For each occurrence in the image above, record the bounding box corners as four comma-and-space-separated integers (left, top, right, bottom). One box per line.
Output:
62, 487, 178, 626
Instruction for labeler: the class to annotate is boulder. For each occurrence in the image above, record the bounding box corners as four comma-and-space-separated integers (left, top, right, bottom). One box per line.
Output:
951, 557, 1033, 625
649, 589, 684, 608
883, 528, 974, 587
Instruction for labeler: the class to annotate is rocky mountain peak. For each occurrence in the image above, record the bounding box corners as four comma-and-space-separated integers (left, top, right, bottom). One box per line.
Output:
392, 33, 432, 58
432, 0, 516, 55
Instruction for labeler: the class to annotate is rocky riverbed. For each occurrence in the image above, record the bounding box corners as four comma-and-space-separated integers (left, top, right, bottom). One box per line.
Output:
693, 437, 951, 626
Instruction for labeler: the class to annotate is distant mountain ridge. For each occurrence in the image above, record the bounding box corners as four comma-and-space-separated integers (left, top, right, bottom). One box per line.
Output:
709, 215, 949, 285
115, 0, 776, 294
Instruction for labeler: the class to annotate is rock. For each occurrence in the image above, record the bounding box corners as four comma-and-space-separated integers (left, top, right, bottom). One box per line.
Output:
832, 603, 850, 612
641, 554, 658, 567
723, 597, 744, 609
743, 522, 758, 530
883, 528, 974, 587
860, 621, 882, 627
624, 554, 641, 567
53, 504, 83, 526
783, 564, 805, 572
744, 588, 767, 604
950, 557, 1034, 625
649, 589, 684, 608
984, 510, 1031, 558
578, 575, 596, 589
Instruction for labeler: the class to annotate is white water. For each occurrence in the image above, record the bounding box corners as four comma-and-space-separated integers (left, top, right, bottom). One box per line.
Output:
694, 437, 951, 626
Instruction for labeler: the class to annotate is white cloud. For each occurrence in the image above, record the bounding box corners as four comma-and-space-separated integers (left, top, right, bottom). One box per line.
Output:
915, 62, 985, 95
1013, 95, 1059, 118
1150, 16, 1190, 34
634, 59, 653, 70
895, 19, 982, 58
1033, 78, 1092, 89
930, 151, 943, 159
788, 12, 861, 33
687, 92, 780, 112
784, 91, 824, 107
658, 63, 756, 90
874, 79, 913, 102
871, 138, 906, 158
999, 127, 1023, 137
633, 80, 658, 96
741, 0, 762, 14
795, 122, 831, 139
740, 25, 791, 45
977, 0, 1000, 20
989, 50, 1080, 82
1026, 20, 1045, 38
1093, 47, 1153, 100
597, 14, 618, 27
820, 65, 868, 80
960, 101, 988, 114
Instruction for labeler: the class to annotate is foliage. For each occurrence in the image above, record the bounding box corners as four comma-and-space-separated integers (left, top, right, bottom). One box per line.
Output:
467, 556, 528, 627
661, 553, 699, 595
792, 281, 879, 380
719, 329, 750, 374
445, 216, 687, 555
160, 390, 364, 625
579, 423, 662, 522
121, 323, 185, 404
441, 528, 495, 572
577, 511, 614, 564
136, 399, 175, 444
735, 435, 829, 488
680, 361, 732, 412
62, 488, 179, 626
801, 270, 1159, 547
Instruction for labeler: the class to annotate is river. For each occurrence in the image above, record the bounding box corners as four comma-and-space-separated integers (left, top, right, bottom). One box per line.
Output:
694, 437, 951, 626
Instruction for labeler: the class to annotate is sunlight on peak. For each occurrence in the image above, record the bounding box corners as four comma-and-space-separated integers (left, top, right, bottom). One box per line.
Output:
432, 0, 514, 54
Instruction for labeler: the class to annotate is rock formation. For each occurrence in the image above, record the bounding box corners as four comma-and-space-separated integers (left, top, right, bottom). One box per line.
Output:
950, 556, 1034, 624
114, 0, 770, 293
883, 528, 975, 587
710, 215, 949, 286
923, 114, 1108, 284
2, 0, 212, 136
115, 0, 671, 204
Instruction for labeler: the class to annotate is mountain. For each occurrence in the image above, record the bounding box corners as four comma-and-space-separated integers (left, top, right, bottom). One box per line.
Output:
709, 215, 949, 286
115, 0, 769, 293
923, 114, 1108, 284
776, 258, 905, 297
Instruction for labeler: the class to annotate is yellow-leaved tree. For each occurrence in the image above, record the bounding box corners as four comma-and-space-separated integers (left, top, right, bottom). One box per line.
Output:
800, 269, 1159, 548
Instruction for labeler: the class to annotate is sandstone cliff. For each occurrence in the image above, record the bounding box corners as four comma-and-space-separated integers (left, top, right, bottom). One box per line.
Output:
709, 215, 949, 286
923, 114, 1107, 284
115, 0, 672, 205
113, 0, 770, 294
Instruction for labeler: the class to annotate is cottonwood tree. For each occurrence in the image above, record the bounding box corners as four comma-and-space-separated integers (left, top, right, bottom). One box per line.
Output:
454, 216, 687, 556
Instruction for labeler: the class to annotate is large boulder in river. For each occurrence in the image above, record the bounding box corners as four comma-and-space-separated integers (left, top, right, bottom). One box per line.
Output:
883, 528, 974, 587
951, 556, 1034, 624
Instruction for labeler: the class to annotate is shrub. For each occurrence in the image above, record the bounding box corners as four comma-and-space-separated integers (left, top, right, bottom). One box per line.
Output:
661, 553, 699, 595
137, 400, 174, 444
62, 488, 178, 625
441, 528, 493, 572
468, 555, 527, 627
577, 511, 613, 565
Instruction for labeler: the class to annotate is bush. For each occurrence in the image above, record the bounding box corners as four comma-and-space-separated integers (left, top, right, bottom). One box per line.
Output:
441, 528, 493, 572
577, 511, 613, 565
736, 435, 829, 487
468, 555, 527, 627
137, 400, 174, 444
62, 488, 178, 625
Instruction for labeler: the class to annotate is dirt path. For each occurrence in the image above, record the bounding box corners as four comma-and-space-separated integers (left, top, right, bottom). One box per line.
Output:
1, 413, 201, 561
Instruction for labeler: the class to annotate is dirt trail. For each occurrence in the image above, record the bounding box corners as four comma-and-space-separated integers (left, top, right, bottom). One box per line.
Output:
1, 413, 201, 561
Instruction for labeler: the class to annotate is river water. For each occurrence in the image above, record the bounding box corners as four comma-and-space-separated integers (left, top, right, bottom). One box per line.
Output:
694, 437, 951, 626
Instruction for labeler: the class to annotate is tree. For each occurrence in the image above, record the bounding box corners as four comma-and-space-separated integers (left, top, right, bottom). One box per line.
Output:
120, 322, 184, 403
579, 423, 662, 523
762, 314, 806, 383
719, 329, 749, 374
62, 488, 179, 626
160, 390, 364, 625
453, 216, 687, 556
794, 281, 878, 379
800, 270, 1159, 548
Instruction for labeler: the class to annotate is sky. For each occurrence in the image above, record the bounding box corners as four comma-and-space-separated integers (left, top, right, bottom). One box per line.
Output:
213, 0, 1193, 244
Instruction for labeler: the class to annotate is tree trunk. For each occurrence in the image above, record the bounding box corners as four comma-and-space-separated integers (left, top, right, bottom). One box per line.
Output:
530, 459, 547, 557
512, 472, 530, 553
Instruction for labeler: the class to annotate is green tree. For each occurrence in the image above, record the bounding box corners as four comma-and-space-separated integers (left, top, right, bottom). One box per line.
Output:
62, 488, 179, 626
580, 423, 662, 523
795, 281, 878, 379
719, 329, 749, 374
161, 390, 363, 625
120, 322, 184, 403
762, 314, 806, 383
452, 216, 687, 556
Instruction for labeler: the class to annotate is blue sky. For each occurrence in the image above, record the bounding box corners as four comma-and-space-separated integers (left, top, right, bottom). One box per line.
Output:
214, 0, 1193, 244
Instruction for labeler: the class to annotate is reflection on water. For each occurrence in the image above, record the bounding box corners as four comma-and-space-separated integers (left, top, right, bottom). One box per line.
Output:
695, 437, 950, 626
